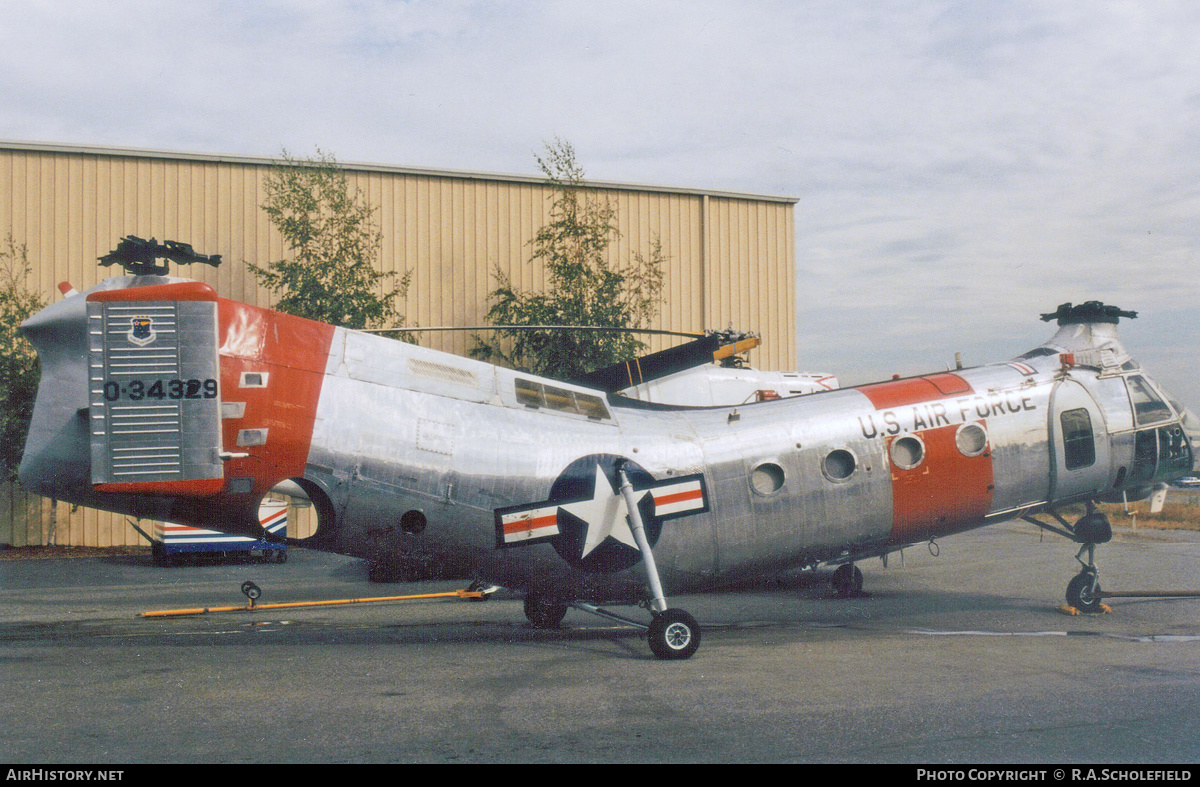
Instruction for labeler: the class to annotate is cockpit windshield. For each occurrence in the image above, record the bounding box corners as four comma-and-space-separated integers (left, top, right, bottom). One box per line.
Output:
1135, 375, 1200, 474
1126, 375, 1174, 426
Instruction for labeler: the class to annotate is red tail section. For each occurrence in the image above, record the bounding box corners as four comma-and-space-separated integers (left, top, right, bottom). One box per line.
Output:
86, 281, 334, 501
216, 298, 335, 499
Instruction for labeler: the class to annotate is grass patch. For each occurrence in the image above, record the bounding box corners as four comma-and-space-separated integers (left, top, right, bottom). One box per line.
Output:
1098, 497, 1200, 531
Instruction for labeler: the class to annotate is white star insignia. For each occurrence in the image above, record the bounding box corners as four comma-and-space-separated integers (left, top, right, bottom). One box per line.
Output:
558, 464, 647, 558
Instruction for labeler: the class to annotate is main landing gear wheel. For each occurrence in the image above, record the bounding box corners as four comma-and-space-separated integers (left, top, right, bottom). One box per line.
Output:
1066, 571, 1103, 613
524, 594, 569, 629
240, 581, 262, 601
648, 609, 701, 660
831, 563, 864, 597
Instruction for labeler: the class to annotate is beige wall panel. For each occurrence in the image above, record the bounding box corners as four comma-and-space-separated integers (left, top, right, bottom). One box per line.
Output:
2, 144, 795, 547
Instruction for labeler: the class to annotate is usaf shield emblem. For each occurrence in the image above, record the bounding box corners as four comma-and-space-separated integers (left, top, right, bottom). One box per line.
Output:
127, 316, 156, 347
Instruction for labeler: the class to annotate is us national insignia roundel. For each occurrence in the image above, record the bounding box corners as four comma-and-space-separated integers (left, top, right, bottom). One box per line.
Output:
494, 454, 709, 574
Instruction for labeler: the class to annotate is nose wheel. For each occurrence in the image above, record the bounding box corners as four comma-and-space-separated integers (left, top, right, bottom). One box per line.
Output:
1023, 505, 1113, 614
1066, 569, 1103, 613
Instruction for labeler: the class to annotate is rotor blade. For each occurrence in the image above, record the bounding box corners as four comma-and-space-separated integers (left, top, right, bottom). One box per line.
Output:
571, 334, 761, 392
357, 324, 708, 339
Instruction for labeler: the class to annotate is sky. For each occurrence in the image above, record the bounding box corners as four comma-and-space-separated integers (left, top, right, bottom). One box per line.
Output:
3, 0, 1198, 406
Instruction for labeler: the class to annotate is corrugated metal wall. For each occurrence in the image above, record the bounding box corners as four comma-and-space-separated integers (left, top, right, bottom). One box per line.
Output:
0, 142, 796, 547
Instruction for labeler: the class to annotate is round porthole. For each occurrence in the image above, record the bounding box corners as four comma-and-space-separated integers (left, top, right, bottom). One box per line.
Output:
890, 435, 925, 470
400, 509, 427, 535
822, 449, 857, 482
955, 423, 989, 457
750, 462, 786, 495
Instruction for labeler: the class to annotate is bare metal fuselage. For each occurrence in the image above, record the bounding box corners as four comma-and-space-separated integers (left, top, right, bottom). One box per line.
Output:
18, 277, 1198, 601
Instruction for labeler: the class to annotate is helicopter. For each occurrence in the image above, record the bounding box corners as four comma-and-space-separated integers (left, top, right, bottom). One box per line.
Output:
18, 269, 1199, 659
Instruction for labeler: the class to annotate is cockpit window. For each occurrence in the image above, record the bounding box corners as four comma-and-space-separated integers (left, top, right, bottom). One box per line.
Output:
1126, 376, 1173, 426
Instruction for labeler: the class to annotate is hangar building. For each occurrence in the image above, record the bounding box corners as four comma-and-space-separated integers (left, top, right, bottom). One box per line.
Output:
0, 141, 797, 548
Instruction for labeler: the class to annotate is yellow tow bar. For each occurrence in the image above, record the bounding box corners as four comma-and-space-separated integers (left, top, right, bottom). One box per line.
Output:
141, 588, 486, 618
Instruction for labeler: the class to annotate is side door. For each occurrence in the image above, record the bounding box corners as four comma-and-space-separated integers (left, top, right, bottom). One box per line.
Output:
1049, 379, 1110, 503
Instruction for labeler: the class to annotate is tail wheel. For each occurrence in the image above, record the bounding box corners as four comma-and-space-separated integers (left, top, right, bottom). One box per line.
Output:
648, 609, 701, 660
1066, 572, 1103, 613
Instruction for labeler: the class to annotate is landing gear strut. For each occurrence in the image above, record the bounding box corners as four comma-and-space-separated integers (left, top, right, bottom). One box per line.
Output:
522, 467, 703, 659
617, 467, 701, 659
1023, 503, 1112, 614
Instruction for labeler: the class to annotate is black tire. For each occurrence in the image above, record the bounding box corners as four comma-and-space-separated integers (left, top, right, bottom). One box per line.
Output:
648, 609, 701, 660
1066, 572, 1103, 613
524, 594, 569, 629
276, 550, 288, 564
831, 564, 864, 598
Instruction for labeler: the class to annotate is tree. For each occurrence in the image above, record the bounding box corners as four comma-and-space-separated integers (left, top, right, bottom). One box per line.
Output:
250, 149, 410, 331
471, 139, 665, 380
0, 235, 46, 482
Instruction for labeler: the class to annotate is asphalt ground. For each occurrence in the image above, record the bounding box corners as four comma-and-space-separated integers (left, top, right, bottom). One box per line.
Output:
2, 519, 1200, 765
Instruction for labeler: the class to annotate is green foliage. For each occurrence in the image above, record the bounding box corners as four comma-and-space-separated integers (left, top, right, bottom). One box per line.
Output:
472, 140, 665, 380
250, 149, 410, 332
0, 235, 46, 482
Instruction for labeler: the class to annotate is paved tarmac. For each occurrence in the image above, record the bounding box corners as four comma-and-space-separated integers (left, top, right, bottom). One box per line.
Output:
2, 520, 1200, 764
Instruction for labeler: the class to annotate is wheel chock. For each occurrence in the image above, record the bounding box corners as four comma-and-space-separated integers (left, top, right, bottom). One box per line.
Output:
1058, 603, 1112, 616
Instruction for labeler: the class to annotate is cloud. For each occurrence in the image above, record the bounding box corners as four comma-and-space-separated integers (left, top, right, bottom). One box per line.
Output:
1, 0, 1198, 405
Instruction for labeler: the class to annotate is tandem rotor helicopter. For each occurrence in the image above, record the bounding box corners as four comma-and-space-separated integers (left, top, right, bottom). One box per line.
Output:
18, 238, 1200, 659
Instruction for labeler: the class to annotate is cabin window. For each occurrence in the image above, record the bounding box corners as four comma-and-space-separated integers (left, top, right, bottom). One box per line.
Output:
889, 435, 925, 470
1126, 376, 1173, 426
955, 423, 988, 457
514, 377, 610, 420
750, 462, 786, 495
1060, 408, 1096, 470
515, 378, 545, 408
822, 449, 857, 482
